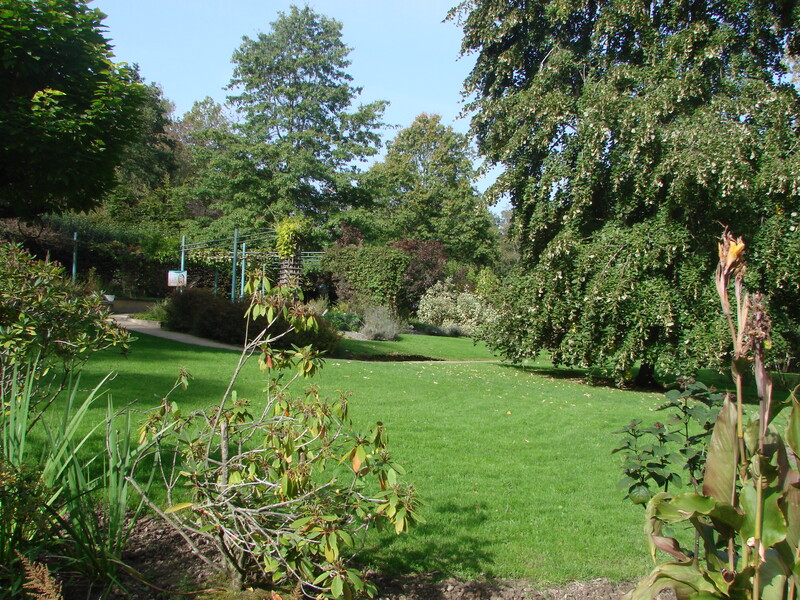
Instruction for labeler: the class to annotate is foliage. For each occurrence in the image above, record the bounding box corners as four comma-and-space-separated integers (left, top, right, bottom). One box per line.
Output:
0, 244, 129, 407
322, 245, 409, 311
417, 278, 498, 338
227, 5, 386, 220
359, 306, 402, 342
0, 0, 147, 219
625, 232, 800, 600
133, 299, 170, 323
455, 0, 800, 381
18, 553, 63, 600
363, 113, 497, 266
324, 309, 362, 333
391, 239, 448, 312
0, 457, 51, 596
275, 215, 311, 259
0, 358, 149, 597
141, 278, 421, 595
613, 381, 721, 506
164, 288, 341, 353
102, 77, 184, 225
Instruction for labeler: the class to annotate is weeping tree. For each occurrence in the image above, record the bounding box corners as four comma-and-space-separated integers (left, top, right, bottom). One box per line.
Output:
454, 0, 800, 383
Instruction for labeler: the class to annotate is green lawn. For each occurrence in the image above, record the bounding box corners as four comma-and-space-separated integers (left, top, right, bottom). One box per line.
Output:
74, 332, 673, 585
333, 334, 499, 361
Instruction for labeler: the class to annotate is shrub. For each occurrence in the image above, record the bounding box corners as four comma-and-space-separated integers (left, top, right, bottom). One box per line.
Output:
132, 298, 169, 322
141, 279, 421, 596
360, 306, 402, 341
164, 288, 341, 353
417, 278, 498, 338
390, 239, 448, 312
322, 245, 409, 310
0, 243, 129, 407
165, 289, 246, 344
325, 309, 362, 332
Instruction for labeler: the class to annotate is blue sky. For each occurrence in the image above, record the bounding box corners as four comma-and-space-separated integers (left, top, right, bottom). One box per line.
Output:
91, 1, 472, 125
90, 1, 507, 193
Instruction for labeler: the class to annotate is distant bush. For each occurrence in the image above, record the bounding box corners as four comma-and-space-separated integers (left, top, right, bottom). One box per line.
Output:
325, 309, 362, 332
164, 288, 341, 352
133, 298, 169, 322
359, 306, 402, 341
322, 245, 409, 311
417, 278, 498, 338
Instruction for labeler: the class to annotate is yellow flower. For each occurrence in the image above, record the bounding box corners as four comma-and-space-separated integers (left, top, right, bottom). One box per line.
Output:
725, 238, 745, 270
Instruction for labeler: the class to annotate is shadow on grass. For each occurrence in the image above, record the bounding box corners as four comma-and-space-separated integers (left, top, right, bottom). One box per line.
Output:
360, 501, 496, 578
333, 351, 442, 362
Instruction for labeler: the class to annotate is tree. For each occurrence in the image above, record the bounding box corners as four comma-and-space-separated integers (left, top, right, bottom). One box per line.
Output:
455, 0, 800, 383
103, 77, 183, 224
365, 113, 498, 266
226, 5, 387, 220
0, 0, 146, 220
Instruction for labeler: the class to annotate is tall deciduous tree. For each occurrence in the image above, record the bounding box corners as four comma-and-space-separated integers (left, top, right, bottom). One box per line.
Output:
365, 113, 498, 266
103, 77, 183, 224
0, 0, 146, 220
227, 5, 387, 220
455, 0, 800, 382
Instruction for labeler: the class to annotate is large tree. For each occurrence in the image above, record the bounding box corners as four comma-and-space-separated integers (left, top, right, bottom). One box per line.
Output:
363, 113, 498, 266
226, 5, 387, 220
455, 0, 800, 382
0, 0, 146, 220
102, 77, 183, 224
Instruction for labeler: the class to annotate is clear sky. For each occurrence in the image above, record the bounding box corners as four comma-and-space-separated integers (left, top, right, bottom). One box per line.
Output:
89, 1, 505, 208
90, 4, 492, 163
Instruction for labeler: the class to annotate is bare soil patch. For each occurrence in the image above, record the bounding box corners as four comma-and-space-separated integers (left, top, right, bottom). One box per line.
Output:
59, 518, 639, 600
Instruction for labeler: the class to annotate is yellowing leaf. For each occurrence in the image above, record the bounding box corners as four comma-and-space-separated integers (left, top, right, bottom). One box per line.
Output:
164, 502, 195, 514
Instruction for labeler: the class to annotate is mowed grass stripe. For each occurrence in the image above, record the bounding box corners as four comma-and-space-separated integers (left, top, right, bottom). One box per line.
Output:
76, 333, 663, 584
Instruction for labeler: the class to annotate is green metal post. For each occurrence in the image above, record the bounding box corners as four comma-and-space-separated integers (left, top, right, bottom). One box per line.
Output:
240, 242, 247, 298
71, 232, 78, 283
231, 228, 239, 302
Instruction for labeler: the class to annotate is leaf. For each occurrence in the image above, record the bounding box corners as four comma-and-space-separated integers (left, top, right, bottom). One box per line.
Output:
330, 575, 344, 598
760, 548, 791, 600
702, 395, 738, 505
622, 561, 725, 600
786, 396, 800, 458
164, 502, 195, 514
740, 482, 787, 550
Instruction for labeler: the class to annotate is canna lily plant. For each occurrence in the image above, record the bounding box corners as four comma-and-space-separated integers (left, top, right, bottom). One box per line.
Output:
624, 230, 800, 600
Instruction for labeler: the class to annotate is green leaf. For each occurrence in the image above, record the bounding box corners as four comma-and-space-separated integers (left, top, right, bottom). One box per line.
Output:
330, 575, 344, 598
702, 396, 737, 505
622, 562, 725, 600
786, 397, 800, 458
740, 482, 787, 550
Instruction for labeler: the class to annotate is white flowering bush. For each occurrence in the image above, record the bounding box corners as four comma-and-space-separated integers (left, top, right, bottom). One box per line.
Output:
417, 278, 498, 337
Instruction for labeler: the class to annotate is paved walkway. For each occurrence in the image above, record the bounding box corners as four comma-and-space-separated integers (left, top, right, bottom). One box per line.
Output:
111, 314, 241, 351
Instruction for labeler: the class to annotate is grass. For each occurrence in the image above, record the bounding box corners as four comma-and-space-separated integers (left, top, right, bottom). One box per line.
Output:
332, 333, 498, 361
66, 332, 703, 585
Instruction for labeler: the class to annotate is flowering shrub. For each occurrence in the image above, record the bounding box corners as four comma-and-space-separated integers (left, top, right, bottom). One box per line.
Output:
417, 278, 498, 338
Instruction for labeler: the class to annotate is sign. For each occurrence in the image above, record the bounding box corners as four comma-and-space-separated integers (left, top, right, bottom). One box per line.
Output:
167, 270, 187, 287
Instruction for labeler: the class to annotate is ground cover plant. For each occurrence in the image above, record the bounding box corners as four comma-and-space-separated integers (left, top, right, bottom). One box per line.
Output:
74, 331, 678, 586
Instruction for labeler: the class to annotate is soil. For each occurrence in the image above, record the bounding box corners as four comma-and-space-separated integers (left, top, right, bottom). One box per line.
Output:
59, 517, 644, 600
